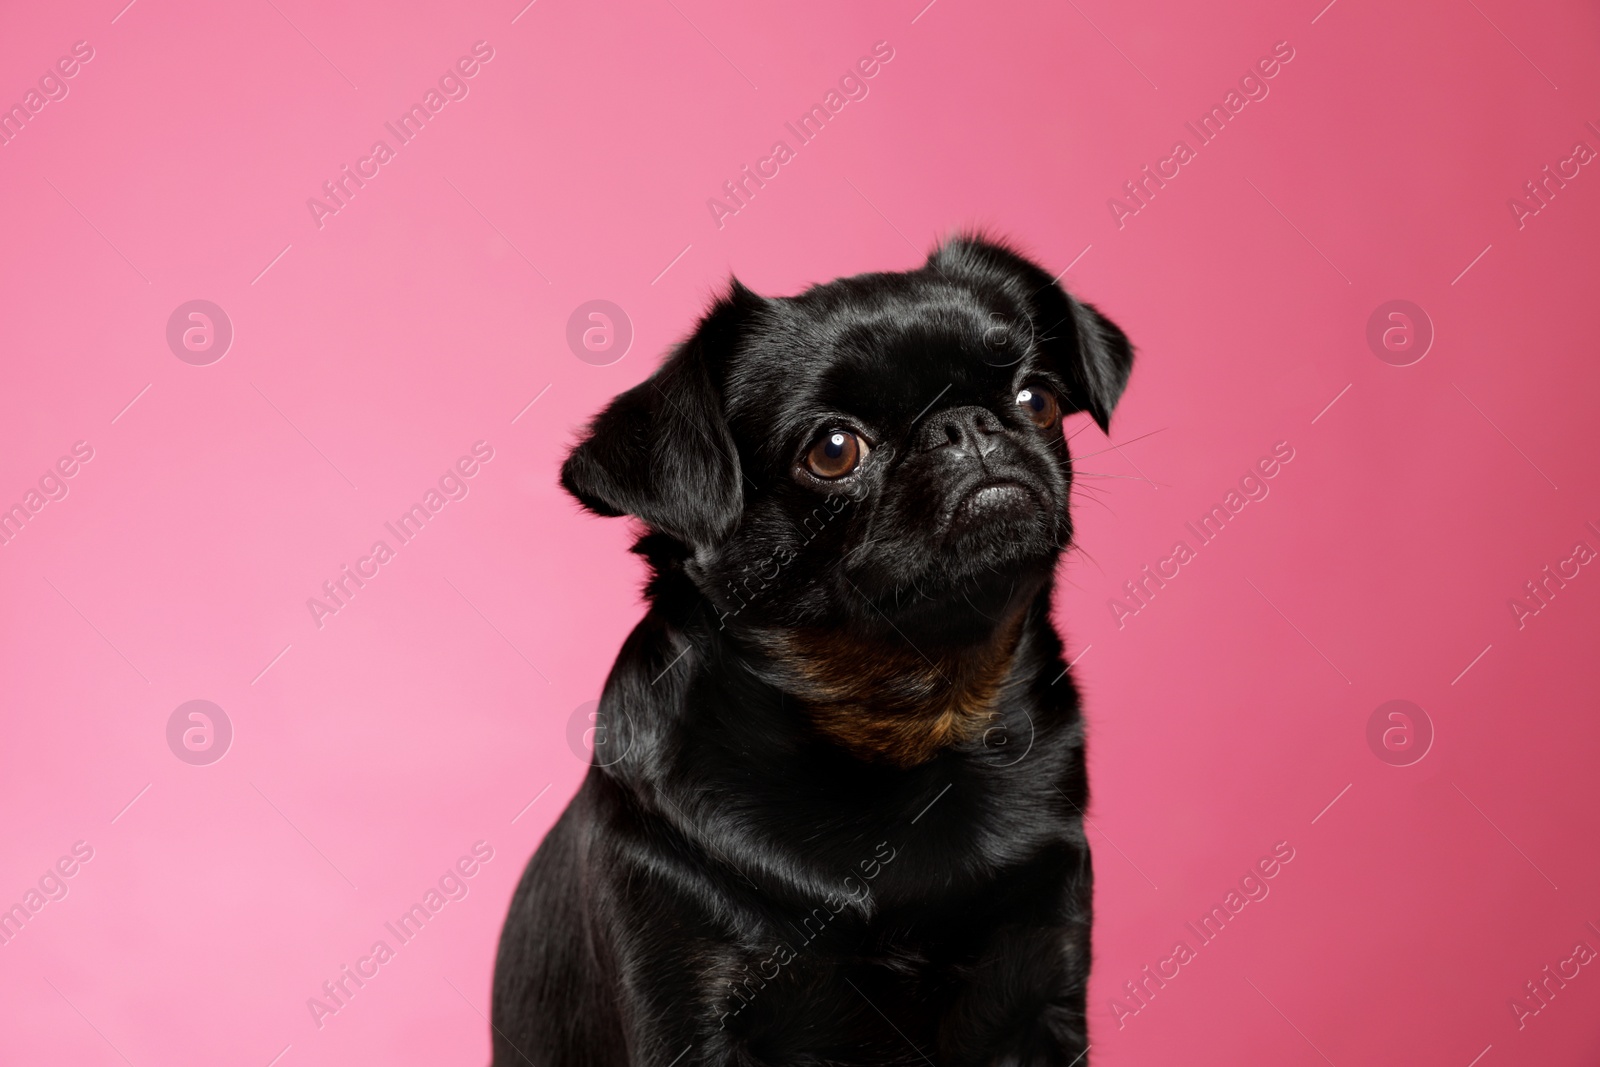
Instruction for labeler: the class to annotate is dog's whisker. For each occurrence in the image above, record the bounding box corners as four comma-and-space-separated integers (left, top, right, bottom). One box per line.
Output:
1072, 470, 1160, 483
1071, 427, 1167, 461
1063, 543, 1105, 576
502, 236, 1128, 1065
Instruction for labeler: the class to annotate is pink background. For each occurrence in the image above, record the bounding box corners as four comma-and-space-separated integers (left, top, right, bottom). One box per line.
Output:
2, 0, 1598, 1063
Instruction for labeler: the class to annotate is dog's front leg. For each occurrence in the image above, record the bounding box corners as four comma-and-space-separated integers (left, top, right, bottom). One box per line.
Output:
939, 919, 1092, 1067
608, 956, 775, 1067
595, 891, 776, 1067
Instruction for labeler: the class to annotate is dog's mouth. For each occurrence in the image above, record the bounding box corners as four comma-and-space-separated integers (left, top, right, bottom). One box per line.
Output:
854, 473, 1060, 639
946, 478, 1047, 533
960, 480, 1035, 516
839, 460, 1066, 619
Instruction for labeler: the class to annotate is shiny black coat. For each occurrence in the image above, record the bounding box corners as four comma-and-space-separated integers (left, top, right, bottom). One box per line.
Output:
491, 235, 1132, 1067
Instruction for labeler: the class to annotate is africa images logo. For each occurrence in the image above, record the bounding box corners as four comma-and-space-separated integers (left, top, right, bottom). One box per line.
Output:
305, 441, 495, 629
1110, 841, 1297, 1028
0, 39, 95, 149
706, 40, 895, 229
1107, 40, 1296, 229
305, 41, 496, 229
305, 842, 494, 1029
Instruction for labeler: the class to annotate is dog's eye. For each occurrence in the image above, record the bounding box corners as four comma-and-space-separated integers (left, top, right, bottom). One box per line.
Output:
1016, 386, 1060, 429
804, 430, 865, 479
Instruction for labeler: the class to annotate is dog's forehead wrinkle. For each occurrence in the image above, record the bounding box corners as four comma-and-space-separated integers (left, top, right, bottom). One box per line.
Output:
748, 278, 1010, 359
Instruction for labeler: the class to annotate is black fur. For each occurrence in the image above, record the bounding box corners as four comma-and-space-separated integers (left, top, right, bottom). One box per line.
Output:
491, 235, 1133, 1067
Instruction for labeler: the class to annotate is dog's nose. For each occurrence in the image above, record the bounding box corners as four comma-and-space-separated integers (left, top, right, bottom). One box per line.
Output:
916, 405, 1003, 456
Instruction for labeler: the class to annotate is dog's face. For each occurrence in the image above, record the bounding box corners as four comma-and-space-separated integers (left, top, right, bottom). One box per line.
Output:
561, 237, 1132, 646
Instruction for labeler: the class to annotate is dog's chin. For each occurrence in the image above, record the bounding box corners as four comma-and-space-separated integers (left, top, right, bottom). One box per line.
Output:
867, 483, 1064, 631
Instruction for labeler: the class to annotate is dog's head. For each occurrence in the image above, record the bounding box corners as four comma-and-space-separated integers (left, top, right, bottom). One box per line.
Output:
561, 235, 1132, 646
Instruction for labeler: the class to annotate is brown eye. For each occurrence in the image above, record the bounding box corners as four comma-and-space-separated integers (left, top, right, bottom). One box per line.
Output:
804, 430, 865, 479
1016, 386, 1059, 429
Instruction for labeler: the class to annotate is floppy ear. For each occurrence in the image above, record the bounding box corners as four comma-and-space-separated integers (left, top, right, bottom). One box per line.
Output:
928, 235, 1133, 432
559, 283, 760, 547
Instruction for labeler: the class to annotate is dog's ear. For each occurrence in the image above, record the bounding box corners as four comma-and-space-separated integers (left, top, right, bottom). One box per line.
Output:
928, 235, 1133, 432
560, 282, 762, 547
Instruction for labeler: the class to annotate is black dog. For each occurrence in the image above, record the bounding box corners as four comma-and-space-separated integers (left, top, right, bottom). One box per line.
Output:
491, 235, 1133, 1067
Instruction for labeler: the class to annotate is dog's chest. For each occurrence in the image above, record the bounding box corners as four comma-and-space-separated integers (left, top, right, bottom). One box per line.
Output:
711, 888, 1021, 1056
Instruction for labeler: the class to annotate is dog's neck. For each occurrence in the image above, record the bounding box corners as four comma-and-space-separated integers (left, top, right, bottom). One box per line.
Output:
746, 604, 1031, 769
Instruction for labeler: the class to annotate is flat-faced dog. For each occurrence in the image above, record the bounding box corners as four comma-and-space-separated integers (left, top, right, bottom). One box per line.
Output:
491, 236, 1133, 1067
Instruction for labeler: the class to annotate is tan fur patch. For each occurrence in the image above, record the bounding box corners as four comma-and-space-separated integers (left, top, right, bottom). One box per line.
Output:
757, 613, 1024, 768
